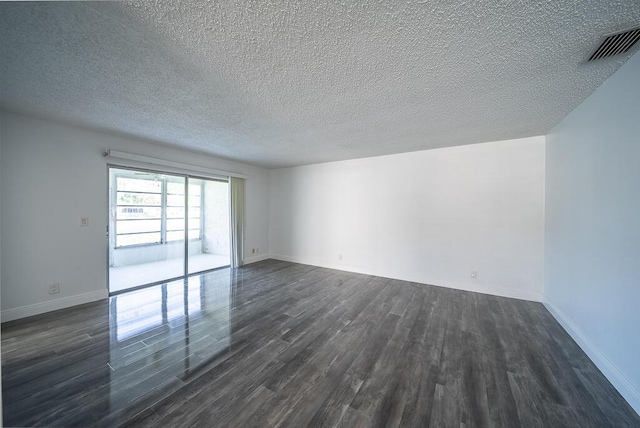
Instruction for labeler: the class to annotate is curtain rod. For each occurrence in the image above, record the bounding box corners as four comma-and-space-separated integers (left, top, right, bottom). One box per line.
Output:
103, 149, 248, 179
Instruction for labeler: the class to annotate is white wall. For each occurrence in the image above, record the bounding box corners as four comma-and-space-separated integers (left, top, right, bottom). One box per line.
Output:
0, 111, 270, 321
270, 136, 545, 301
544, 51, 640, 414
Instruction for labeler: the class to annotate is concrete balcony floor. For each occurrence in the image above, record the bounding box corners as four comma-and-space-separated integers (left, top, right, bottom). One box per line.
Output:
109, 253, 230, 293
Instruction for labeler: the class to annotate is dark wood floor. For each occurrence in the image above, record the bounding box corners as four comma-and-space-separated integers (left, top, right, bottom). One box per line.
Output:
2, 260, 639, 427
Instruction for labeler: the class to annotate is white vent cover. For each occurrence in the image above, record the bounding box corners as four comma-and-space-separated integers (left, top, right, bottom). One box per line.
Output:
588, 27, 640, 61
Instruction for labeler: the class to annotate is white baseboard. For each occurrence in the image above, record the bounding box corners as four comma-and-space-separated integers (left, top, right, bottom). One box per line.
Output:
543, 295, 640, 415
1, 289, 108, 323
270, 254, 542, 302
1, 255, 270, 323
244, 253, 272, 265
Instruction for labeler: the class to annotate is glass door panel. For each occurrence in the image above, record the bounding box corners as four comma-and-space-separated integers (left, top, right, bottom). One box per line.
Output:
187, 178, 230, 274
109, 167, 186, 293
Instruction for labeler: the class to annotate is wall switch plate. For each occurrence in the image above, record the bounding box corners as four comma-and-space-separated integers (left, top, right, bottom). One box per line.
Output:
471, 271, 478, 279
49, 283, 60, 294
80, 217, 89, 227
338, 254, 343, 261
251, 248, 255, 254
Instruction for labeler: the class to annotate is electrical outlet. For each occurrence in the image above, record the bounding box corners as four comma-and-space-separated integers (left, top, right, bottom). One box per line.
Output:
338, 254, 343, 261
49, 283, 60, 295
80, 217, 89, 227
256, 248, 259, 254
471, 271, 478, 279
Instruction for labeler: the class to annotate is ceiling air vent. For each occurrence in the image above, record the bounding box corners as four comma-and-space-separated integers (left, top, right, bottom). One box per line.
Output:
588, 27, 640, 61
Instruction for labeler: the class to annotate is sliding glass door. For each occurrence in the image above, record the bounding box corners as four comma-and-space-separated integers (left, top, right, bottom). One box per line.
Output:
108, 167, 230, 293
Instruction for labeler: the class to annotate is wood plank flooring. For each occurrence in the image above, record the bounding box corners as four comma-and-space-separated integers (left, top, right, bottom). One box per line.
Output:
2, 260, 639, 427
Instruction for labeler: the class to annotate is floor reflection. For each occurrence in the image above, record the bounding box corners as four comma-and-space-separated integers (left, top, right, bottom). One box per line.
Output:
108, 268, 233, 414
1, 264, 252, 426
112, 277, 203, 341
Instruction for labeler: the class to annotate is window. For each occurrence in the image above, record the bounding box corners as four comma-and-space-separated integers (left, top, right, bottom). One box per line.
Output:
114, 173, 202, 248
188, 182, 202, 240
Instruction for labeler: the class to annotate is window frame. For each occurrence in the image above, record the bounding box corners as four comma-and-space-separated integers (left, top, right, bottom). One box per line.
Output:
112, 172, 204, 249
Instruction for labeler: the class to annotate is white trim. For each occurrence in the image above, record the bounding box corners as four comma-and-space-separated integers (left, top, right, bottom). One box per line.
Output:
542, 294, 640, 415
269, 254, 542, 302
104, 149, 248, 179
1, 290, 108, 323
244, 253, 272, 265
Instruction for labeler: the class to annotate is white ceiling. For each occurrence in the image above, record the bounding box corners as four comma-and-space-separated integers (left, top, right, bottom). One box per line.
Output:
1, 1, 639, 168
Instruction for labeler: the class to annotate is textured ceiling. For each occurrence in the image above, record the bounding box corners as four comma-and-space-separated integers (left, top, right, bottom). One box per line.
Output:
1, 1, 639, 168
